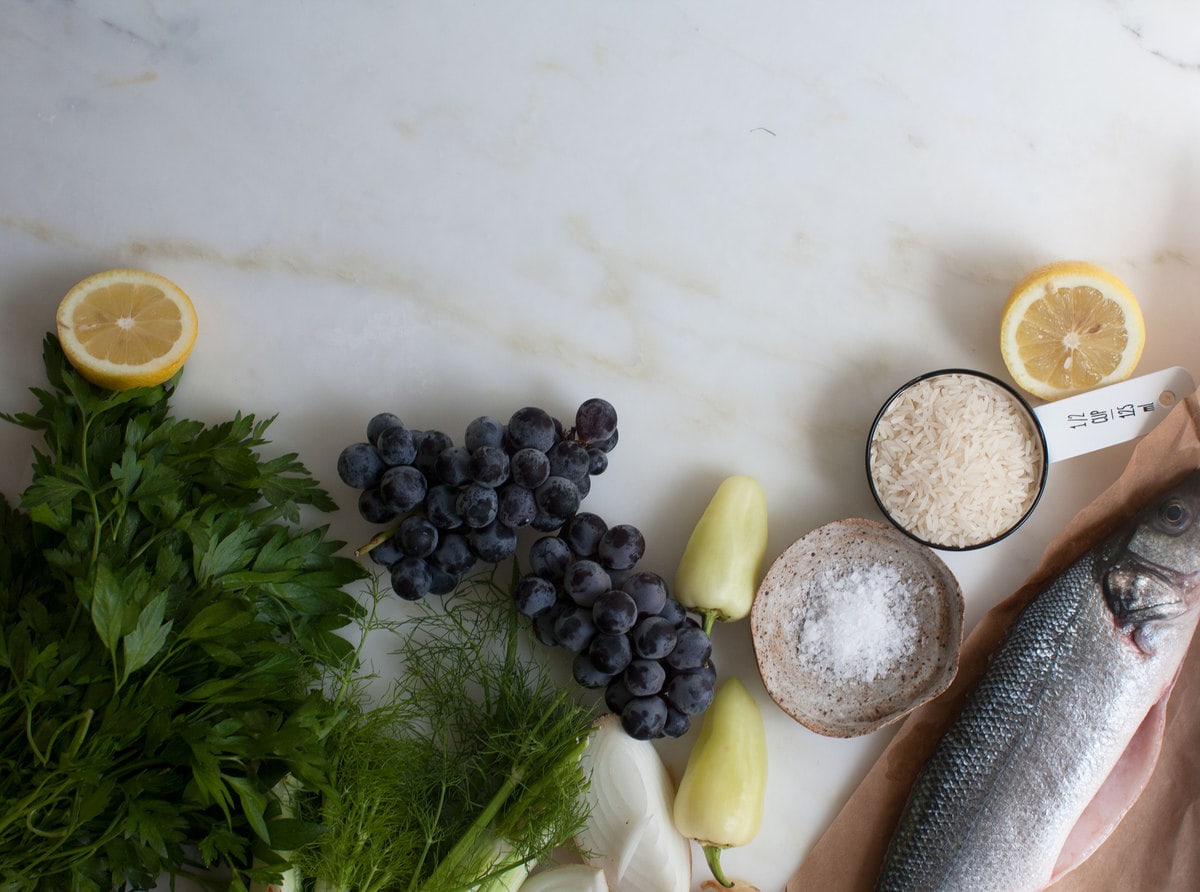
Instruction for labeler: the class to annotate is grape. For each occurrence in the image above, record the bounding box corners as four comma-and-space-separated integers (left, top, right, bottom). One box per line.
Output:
560, 512, 607, 558
528, 535, 572, 582
630, 615, 677, 660
357, 488, 396, 524
664, 670, 715, 715
572, 653, 613, 690
430, 532, 476, 576
367, 412, 403, 445
621, 571, 669, 616
658, 597, 689, 627
376, 424, 416, 466
665, 625, 713, 670
338, 442, 384, 489
367, 533, 404, 566
470, 445, 510, 487
532, 609, 561, 647
434, 446, 472, 486
514, 575, 558, 617
456, 483, 498, 529
496, 484, 537, 528
573, 398, 619, 445
554, 607, 597, 653
589, 633, 632, 674
344, 398, 624, 607
468, 520, 517, 563
597, 524, 644, 571
546, 440, 590, 484
390, 556, 432, 601
397, 515, 438, 558
623, 659, 666, 697
413, 429, 453, 477
595, 428, 619, 453
604, 677, 636, 715
691, 659, 719, 686
507, 406, 559, 452
380, 465, 427, 513
592, 589, 638, 635
535, 476, 581, 519
563, 559, 611, 607
621, 696, 667, 740
428, 565, 460, 596
424, 484, 463, 529
586, 446, 608, 476
662, 707, 691, 738
464, 415, 505, 451
531, 511, 569, 533
510, 447, 550, 489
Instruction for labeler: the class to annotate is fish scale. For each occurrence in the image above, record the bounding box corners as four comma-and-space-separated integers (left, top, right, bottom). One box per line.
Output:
878, 474, 1200, 891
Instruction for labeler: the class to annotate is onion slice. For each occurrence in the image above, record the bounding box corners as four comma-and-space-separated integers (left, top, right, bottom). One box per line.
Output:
519, 864, 609, 891
574, 714, 691, 892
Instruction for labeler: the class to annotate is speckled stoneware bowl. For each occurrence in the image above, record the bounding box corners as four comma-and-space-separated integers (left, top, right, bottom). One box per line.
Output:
750, 518, 963, 737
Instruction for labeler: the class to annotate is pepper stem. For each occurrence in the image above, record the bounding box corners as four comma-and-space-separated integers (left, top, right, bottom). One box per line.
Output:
700, 608, 718, 636
703, 844, 733, 887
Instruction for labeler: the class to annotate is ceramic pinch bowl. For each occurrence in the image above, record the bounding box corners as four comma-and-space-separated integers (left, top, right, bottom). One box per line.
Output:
865, 366, 1194, 551
750, 518, 963, 738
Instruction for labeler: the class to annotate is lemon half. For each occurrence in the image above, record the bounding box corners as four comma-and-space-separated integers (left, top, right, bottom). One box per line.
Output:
56, 268, 198, 391
1000, 260, 1144, 401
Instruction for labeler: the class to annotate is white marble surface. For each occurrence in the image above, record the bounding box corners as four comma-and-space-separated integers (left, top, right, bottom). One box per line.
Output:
4, 2, 1200, 889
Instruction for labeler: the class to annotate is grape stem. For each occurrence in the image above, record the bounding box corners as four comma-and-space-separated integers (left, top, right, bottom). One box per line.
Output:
703, 844, 734, 887
352, 527, 395, 557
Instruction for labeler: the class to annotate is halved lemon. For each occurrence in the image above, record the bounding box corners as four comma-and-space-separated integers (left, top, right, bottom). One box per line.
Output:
1000, 260, 1145, 401
56, 268, 198, 391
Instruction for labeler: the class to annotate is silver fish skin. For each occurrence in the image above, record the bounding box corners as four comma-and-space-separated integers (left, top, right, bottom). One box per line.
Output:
878, 471, 1200, 892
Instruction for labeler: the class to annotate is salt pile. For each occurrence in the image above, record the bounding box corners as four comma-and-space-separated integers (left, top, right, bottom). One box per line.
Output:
795, 564, 919, 686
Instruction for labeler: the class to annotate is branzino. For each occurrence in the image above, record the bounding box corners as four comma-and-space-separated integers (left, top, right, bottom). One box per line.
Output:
878, 470, 1200, 891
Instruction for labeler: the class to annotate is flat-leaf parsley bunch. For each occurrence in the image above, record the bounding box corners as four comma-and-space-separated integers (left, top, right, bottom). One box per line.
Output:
0, 337, 365, 890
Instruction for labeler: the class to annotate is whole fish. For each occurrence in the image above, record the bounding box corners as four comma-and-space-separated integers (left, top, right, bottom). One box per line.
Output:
878, 470, 1200, 891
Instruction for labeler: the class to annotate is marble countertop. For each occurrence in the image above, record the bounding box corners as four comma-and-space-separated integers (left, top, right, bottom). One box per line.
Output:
4, 2, 1200, 889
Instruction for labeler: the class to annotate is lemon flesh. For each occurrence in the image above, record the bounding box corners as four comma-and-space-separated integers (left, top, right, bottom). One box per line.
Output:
56, 269, 198, 391
1000, 261, 1144, 401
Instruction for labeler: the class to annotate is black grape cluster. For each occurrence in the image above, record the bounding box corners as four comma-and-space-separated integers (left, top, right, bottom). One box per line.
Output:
515, 514, 716, 740
337, 398, 619, 600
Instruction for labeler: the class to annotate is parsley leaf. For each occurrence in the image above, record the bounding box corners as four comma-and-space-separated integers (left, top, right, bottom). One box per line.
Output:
0, 336, 365, 890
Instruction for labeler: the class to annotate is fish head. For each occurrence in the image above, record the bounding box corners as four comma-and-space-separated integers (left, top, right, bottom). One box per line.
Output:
1101, 471, 1200, 633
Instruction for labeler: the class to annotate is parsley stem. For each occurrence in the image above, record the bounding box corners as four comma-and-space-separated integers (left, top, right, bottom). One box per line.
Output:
75, 407, 104, 568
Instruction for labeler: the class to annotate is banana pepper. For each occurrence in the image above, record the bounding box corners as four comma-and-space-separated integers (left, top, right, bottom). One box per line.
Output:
673, 677, 768, 887
674, 475, 768, 633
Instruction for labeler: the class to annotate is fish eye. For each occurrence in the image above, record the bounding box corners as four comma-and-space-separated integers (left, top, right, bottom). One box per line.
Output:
1159, 498, 1191, 530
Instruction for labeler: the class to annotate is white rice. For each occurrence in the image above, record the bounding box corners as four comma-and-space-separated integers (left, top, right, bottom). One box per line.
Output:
868, 372, 1043, 549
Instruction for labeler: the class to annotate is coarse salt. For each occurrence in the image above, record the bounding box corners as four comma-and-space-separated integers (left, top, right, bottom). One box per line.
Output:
795, 563, 919, 685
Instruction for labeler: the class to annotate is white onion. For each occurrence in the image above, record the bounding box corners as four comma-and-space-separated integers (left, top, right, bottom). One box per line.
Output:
574, 714, 691, 892
519, 864, 609, 891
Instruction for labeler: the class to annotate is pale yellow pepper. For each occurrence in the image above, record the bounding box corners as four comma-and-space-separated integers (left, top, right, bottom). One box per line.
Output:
674, 475, 769, 633
673, 677, 768, 888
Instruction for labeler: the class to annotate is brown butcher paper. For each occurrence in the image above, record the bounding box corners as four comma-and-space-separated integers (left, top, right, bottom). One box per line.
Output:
788, 385, 1200, 892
